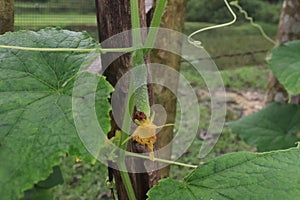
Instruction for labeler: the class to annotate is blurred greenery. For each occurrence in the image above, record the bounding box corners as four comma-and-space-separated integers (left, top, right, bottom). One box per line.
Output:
51, 157, 111, 200
15, 0, 95, 13
186, 0, 283, 24
180, 64, 269, 91
15, 14, 96, 27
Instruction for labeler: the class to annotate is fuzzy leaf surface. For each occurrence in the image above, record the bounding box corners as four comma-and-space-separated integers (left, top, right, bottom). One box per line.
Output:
148, 145, 300, 200
0, 29, 113, 199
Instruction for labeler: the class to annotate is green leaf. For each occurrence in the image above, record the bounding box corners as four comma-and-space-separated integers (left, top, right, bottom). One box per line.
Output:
22, 188, 53, 200
36, 166, 63, 189
147, 145, 300, 200
23, 166, 62, 200
268, 40, 300, 95
228, 103, 300, 151
0, 28, 113, 199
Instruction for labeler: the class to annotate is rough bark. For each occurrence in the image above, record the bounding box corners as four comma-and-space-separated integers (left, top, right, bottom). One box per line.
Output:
0, 0, 14, 34
265, 0, 300, 104
151, 0, 187, 178
95, 0, 158, 199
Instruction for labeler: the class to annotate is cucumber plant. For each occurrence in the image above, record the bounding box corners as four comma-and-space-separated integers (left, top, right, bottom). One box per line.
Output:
0, 0, 300, 200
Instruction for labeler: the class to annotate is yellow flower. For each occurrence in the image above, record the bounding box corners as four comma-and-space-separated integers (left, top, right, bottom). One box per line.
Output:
132, 116, 157, 160
75, 157, 81, 163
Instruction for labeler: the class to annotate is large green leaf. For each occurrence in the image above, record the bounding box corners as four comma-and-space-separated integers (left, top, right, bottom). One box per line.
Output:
268, 40, 300, 95
147, 144, 300, 200
0, 28, 113, 199
228, 103, 300, 151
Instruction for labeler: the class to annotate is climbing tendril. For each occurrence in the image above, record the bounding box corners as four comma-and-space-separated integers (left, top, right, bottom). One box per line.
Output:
187, 0, 276, 48
187, 0, 237, 48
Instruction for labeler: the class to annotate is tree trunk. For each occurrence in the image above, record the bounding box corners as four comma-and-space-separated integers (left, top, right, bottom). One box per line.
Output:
0, 0, 14, 34
265, 0, 300, 104
151, 0, 187, 179
95, 1, 158, 199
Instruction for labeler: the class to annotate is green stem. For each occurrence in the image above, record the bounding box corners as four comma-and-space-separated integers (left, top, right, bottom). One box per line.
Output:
102, 47, 135, 53
130, 0, 142, 46
144, 0, 167, 53
118, 159, 137, 200
119, 79, 135, 149
117, 66, 136, 200
0, 45, 135, 53
130, 0, 150, 117
125, 152, 198, 169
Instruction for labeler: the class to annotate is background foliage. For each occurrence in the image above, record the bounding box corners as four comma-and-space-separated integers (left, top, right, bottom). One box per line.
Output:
15, 0, 95, 14
17, 0, 283, 24
186, 0, 283, 23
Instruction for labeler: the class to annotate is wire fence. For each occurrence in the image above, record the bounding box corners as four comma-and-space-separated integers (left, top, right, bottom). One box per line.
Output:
14, 0, 97, 31
182, 49, 269, 63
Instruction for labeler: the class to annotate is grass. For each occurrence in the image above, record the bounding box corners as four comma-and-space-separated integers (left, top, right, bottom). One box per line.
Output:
14, 1, 95, 14
221, 66, 269, 91
14, 13, 99, 39
15, 13, 96, 28
15, 2, 62, 9
181, 63, 269, 91
51, 157, 111, 200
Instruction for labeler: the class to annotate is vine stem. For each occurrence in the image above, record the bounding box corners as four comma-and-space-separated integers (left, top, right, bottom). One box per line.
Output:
125, 152, 198, 168
144, 0, 167, 54
118, 69, 137, 200
0, 45, 135, 53
130, 0, 142, 46
117, 159, 137, 200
